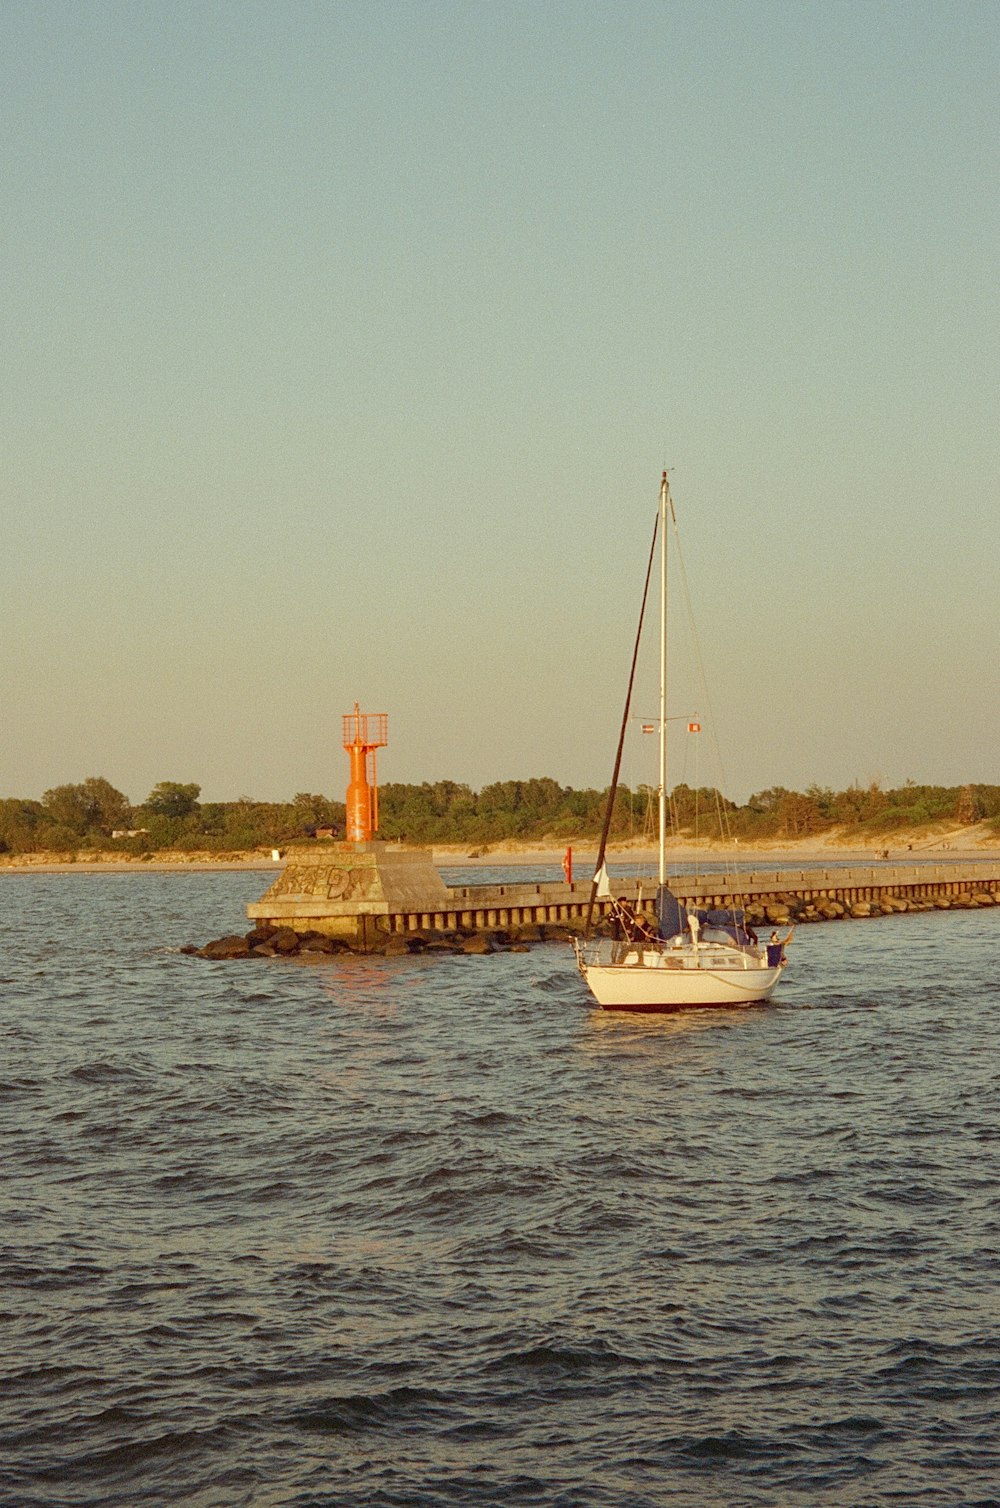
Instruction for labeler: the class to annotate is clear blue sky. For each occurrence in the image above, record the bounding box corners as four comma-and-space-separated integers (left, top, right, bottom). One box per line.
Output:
3, 0, 997, 805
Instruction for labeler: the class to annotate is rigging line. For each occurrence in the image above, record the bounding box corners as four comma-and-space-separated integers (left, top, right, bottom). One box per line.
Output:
584, 508, 659, 940
667, 498, 747, 891
668, 503, 729, 806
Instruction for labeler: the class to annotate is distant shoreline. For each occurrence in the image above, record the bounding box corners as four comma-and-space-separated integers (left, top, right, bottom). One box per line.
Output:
2, 824, 1000, 875
0, 857, 283, 875
430, 829, 1000, 869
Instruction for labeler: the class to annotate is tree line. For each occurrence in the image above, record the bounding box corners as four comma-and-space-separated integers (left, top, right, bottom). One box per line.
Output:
1, 775, 999, 855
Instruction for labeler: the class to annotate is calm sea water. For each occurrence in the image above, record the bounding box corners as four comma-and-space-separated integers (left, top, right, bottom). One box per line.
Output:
2, 871, 997, 1508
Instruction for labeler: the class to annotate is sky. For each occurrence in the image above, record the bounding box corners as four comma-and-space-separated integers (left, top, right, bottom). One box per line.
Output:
2, 0, 998, 806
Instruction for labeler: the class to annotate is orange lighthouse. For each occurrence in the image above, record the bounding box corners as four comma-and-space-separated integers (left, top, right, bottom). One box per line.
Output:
342, 704, 388, 843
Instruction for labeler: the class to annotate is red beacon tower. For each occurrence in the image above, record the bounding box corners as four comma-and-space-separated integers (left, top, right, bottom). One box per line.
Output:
342, 704, 388, 843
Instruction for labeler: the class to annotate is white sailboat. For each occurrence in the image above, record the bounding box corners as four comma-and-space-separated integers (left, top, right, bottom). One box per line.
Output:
575, 472, 786, 1012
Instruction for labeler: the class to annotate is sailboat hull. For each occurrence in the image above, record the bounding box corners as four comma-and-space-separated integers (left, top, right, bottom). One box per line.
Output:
576, 942, 783, 1011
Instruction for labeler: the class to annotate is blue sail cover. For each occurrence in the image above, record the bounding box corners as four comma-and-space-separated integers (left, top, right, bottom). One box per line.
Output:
699, 907, 754, 946
656, 890, 753, 946
656, 885, 688, 940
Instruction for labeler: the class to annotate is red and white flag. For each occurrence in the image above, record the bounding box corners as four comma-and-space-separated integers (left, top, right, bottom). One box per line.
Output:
688, 722, 701, 733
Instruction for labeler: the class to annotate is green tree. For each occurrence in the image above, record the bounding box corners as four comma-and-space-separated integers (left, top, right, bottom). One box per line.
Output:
145, 782, 201, 819
0, 798, 46, 853
42, 778, 131, 836
805, 784, 837, 821
777, 789, 824, 836
955, 784, 984, 825
829, 780, 888, 826
292, 793, 340, 826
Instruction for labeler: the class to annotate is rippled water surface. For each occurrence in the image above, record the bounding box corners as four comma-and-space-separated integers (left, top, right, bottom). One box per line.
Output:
2, 871, 997, 1507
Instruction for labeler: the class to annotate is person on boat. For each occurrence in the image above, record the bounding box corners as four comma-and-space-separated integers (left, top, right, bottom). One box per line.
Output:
766, 929, 793, 967
631, 909, 656, 942
613, 897, 639, 941
613, 896, 655, 943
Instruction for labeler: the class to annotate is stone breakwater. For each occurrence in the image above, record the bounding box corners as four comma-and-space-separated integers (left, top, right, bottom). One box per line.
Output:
191, 870, 1000, 960
189, 859, 1000, 958
676, 862, 1000, 928
740, 886, 1000, 926
188, 920, 574, 960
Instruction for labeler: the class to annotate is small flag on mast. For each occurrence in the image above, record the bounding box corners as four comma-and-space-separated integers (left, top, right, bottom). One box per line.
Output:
641, 723, 656, 734
688, 722, 701, 733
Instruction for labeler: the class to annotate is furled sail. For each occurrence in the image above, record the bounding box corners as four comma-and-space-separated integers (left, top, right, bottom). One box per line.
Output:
655, 884, 688, 940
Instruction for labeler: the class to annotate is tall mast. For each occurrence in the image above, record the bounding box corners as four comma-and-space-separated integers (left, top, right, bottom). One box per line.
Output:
658, 471, 668, 887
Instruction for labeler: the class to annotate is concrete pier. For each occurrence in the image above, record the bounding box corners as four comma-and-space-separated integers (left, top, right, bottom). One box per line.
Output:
248, 848, 1000, 951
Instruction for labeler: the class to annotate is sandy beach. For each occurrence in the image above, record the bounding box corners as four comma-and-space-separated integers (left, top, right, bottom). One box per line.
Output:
429, 825, 1000, 871
5, 832, 995, 880
0, 854, 285, 875
4, 825, 998, 876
